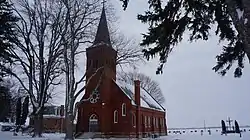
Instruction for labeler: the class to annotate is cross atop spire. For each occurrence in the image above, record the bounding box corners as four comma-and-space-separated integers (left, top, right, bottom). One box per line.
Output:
101, 0, 106, 9
93, 0, 111, 46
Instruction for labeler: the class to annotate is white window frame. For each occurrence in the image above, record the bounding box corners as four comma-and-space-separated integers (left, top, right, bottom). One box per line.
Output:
132, 113, 136, 128
162, 118, 164, 127
162, 118, 165, 127
114, 110, 118, 123
148, 116, 151, 128
156, 117, 158, 128
160, 118, 162, 127
153, 117, 155, 127
122, 103, 126, 116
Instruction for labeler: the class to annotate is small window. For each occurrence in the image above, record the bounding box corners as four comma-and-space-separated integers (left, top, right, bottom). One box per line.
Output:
156, 117, 158, 128
153, 117, 155, 127
141, 115, 143, 125
114, 110, 118, 123
94, 60, 98, 68
160, 118, 163, 127
122, 103, 126, 116
148, 116, 151, 127
144, 116, 147, 128
57, 107, 60, 116
132, 113, 136, 128
88, 60, 93, 67
162, 118, 165, 127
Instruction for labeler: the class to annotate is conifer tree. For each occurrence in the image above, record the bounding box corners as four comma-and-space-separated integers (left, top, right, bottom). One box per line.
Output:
0, 0, 18, 79
0, 85, 11, 121
15, 97, 21, 126
221, 120, 226, 134
120, 0, 250, 77
235, 120, 240, 133
20, 96, 29, 125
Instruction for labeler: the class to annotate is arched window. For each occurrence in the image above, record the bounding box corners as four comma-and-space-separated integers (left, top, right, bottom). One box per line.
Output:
132, 113, 136, 128
160, 118, 162, 127
94, 60, 98, 68
88, 60, 93, 67
89, 114, 98, 132
153, 117, 155, 127
141, 115, 143, 125
90, 114, 98, 120
156, 117, 158, 128
122, 103, 126, 116
114, 110, 118, 123
148, 116, 151, 127
162, 118, 165, 127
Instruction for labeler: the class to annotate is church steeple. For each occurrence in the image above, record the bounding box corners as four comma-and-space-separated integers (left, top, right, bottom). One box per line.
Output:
86, 0, 117, 83
93, 3, 111, 46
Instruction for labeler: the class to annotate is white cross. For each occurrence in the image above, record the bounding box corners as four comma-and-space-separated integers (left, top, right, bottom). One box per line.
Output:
226, 117, 233, 130
101, 0, 107, 8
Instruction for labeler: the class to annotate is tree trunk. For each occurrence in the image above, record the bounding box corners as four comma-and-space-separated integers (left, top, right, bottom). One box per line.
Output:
65, 113, 74, 140
32, 112, 43, 137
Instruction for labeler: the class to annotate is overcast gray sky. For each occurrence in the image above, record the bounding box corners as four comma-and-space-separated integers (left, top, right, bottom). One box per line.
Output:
110, 0, 250, 128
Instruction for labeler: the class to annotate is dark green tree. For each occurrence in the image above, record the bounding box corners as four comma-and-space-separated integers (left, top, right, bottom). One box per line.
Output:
20, 96, 29, 125
120, 0, 250, 77
15, 97, 21, 126
221, 120, 226, 133
235, 120, 240, 133
0, 0, 18, 79
0, 85, 11, 121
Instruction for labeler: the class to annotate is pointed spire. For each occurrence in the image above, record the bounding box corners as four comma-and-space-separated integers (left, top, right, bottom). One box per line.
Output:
93, 1, 111, 46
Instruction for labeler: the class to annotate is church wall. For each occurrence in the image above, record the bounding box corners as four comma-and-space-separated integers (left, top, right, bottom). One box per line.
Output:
85, 46, 116, 82
105, 80, 134, 136
131, 105, 167, 136
77, 101, 103, 133
76, 77, 167, 137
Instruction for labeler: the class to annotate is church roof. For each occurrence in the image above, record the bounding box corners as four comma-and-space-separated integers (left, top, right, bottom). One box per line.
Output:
114, 80, 165, 112
92, 6, 111, 46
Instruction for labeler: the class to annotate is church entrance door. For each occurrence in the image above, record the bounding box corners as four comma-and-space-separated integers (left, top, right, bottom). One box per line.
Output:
89, 114, 99, 132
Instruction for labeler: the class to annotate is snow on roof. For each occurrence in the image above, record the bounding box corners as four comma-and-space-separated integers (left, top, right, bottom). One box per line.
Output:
114, 80, 165, 112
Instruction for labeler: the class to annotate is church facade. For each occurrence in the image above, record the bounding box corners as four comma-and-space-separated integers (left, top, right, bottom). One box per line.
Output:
76, 6, 167, 138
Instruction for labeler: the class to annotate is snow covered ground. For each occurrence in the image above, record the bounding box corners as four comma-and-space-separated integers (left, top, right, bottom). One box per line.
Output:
169, 132, 248, 140
0, 131, 249, 140
0, 131, 65, 140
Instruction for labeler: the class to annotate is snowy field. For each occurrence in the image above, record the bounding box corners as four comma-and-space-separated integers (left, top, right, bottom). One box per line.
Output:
0, 131, 249, 140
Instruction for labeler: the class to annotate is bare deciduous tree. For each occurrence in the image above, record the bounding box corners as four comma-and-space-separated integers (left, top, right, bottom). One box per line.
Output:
110, 29, 145, 69
57, 0, 103, 139
57, 0, 145, 139
117, 71, 165, 104
7, 0, 64, 137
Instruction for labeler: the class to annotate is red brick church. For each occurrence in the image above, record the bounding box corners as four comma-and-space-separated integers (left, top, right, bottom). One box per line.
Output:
76, 5, 167, 138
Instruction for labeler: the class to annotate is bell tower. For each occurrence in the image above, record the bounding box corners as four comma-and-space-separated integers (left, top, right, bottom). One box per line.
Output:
85, 4, 117, 93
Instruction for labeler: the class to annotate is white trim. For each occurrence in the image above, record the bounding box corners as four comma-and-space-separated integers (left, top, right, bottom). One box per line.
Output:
122, 103, 126, 116
114, 110, 118, 123
89, 114, 98, 121
148, 116, 151, 128
156, 117, 158, 128
132, 113, 136, 128
89, 114, 98, 132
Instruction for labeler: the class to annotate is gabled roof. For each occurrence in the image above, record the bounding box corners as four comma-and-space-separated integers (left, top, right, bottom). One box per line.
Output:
113, 80, 165, 112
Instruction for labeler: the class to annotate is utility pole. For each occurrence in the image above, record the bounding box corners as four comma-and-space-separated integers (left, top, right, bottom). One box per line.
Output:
204, 120, 206, 131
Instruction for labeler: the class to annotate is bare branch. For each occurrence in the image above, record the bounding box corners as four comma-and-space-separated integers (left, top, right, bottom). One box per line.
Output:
117, 71, 165, 104
74, 66, 104, 99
